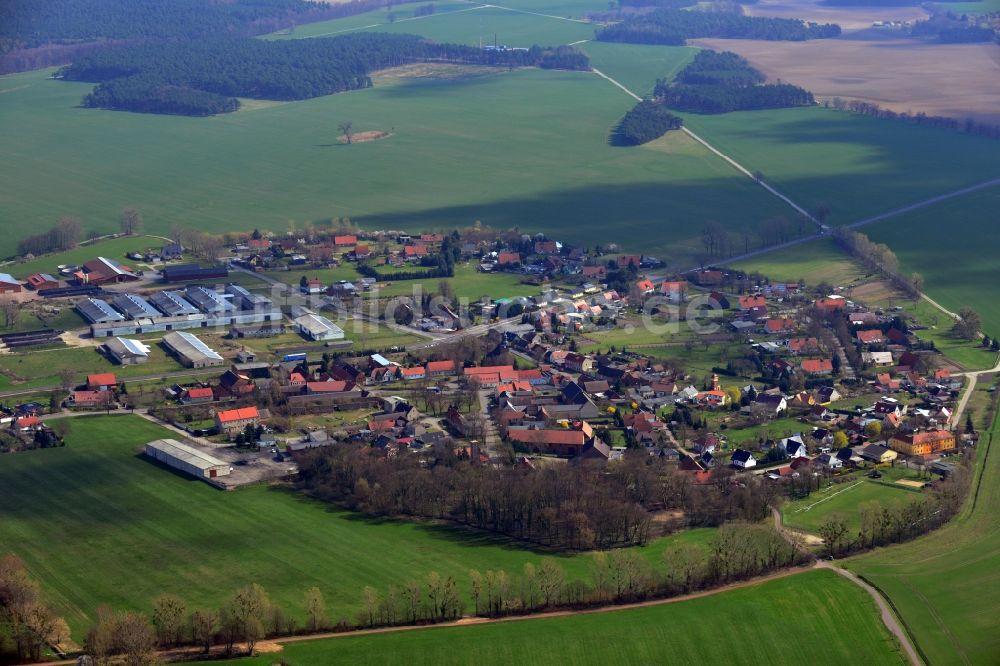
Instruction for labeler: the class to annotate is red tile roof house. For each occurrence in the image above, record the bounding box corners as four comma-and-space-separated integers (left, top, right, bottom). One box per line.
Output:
69, 391, 114, 409
738, 295, 766, 310
214, 406, 261, 436
534, 240, 559, 254
334, 235, 358, 247
856, 329, 885, 345
660, 281, 685, 303
582, 265, 607, 279
801, 359, 834, 375
464, 365, 518, 388
507, 427, 588, 456
425, 360, 457, 377
248, 238, 272, 250
87, 373, 117, 391
403, 245, 428, 260
814, 297, 846, 312
635, 279, 655, 295
181, 387, 215, 404
497, 252, 521, 266
764, 318, 795, 334
399, 366, 426, 381
353, 244, 372, 259
788, 337, 820, 354
13, 415, 41, 431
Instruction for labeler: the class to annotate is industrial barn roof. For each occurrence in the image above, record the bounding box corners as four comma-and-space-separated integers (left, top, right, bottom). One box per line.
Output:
105, 337, 151, 358
76, 297, 125, 323
146, 439, 227, 471
162, 331, 223, 363
111, 293, 161, 319
150, 290, 200, 316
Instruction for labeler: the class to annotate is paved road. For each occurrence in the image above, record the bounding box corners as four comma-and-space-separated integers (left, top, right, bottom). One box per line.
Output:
846, 177, 1000, 231
816, 562, 924, 666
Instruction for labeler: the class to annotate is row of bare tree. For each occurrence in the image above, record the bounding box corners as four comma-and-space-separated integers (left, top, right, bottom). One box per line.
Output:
83, 583, 329, 664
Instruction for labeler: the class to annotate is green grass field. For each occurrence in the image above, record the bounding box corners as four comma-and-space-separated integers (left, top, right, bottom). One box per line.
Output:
865, 184, 1000, 335
190, 569, 905, 666
730, 238, 870, 287
781, 475, 922, 535
0, 66, 787, 264
848, 410, 1000, 665
0, 344, 187, 392
682, 108, 1000, 227
580, 42, 697, 97
0, 415, 716, 639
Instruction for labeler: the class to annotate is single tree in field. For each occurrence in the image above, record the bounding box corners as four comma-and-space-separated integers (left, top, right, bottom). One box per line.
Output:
952, 307, 982, 340
119, 207, 143, 236
338, 120, 354, 144
304, 587, 327, 632
152, 593, 187, 647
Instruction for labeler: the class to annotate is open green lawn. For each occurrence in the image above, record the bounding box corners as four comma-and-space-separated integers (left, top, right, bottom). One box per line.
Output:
720, 416, 810, 447
191, 569, 905, 666
3, 235, 168, 280
367, 263, 544, 301
865, 184, 1000, 336
0, 344, 187, 392
781, 475, 923, 535
682, 107, 1000, 227
0, 66, 787, 264
730, 238, 870, 287
848, 410, 1000, 666
0, 415, 716, 639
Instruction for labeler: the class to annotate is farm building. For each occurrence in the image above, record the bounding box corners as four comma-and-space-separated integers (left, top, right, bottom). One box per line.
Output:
0, 273, 23, 294
103, 337, 151, 365
87, 373, 117, 390
76, 298, 125, 324
150, 290, 200, 317
293, 313, 345, 341
24, 273, 59, 291
225, 284, 273, 311
185, 286, 234, 314
161, 263, 228, 283
111, 293, 161, 320
79, 257, 138, 285
162, 331, 224, 368
214, 406, 260, 436
144, 438, 230, 481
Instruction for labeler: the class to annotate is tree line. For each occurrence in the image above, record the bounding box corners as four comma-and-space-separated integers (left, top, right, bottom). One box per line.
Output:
16, 216, 84, 257
0, 0, 394, 56
824, 98, 1000, 141
596, 9, 841, 45
655, 50, 814, 113
911, 13, 996, 42
831, 228, 923, 300
0, 555, 69, 663
63, 519, 808, 662
61, 34, 590, 116
296, 447, 784, 550
362, 521, 806, 627
614, 100, 683, 146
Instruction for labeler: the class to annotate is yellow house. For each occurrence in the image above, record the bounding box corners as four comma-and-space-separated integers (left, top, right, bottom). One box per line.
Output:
889, 430, 955, 456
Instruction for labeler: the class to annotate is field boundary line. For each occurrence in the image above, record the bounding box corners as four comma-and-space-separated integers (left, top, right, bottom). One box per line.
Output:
481, 3, 594, 24
793, 480, 863, 513
298, 4, 489, 38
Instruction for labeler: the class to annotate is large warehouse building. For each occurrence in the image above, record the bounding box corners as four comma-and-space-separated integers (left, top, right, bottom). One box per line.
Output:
144, 438, 230, 481
293, 313, 345, 341
161, 331, 224, 367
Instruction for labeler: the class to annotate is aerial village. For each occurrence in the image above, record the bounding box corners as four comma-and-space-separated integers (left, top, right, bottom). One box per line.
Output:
0, 226, 970, 491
